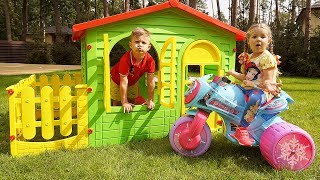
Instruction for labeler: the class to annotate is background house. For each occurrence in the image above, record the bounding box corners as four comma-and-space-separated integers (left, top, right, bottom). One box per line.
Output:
297, 1, 320, 36
26, 26, 72, 44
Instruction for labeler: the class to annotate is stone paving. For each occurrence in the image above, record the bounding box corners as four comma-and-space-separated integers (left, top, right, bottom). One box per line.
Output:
0, 63, 81, 75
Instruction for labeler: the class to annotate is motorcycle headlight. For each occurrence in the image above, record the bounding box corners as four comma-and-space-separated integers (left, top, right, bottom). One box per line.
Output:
185, 80, 200, 104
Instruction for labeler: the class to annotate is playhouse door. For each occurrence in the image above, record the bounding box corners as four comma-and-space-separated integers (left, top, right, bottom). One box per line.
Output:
158, 37, 176, 108
181, 40, 222, 130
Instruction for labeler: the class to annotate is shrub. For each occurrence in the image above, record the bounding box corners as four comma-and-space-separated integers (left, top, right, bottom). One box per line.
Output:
26, 42, 51, 64
51, 42, 81, 65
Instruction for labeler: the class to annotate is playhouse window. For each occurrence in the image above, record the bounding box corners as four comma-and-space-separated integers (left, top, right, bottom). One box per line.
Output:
187, 65, 200, 80
109, 42, 159, 108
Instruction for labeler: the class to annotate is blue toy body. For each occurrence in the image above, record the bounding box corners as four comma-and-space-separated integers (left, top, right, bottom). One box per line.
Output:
169, 74, 315, 171
185, 74, 293, 145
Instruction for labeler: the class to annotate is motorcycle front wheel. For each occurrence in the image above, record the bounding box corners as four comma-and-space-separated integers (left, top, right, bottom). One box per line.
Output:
169, 115, 212, 157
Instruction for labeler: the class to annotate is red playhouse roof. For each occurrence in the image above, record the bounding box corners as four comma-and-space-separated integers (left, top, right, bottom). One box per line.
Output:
72, 0, 246, 41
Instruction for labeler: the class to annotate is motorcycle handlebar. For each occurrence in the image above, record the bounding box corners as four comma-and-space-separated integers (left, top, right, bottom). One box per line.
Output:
221, 76, 231, 84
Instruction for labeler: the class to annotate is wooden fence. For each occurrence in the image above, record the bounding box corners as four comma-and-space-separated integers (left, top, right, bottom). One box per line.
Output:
0, 40, 27, 63
6, 73, 89, 157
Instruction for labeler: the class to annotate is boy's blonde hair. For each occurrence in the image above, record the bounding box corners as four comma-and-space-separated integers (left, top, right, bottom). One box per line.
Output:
131, 27, 151, 40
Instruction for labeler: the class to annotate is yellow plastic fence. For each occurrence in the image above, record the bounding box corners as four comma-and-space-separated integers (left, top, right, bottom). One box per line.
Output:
6, 73, 89, 157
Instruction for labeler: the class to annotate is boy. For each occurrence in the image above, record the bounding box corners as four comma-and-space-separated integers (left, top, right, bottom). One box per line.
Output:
110, 28, 155, 113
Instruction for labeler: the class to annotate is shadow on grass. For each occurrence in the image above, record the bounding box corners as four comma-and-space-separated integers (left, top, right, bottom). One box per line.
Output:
125, 133, 273, 173
0, 111, 10, 155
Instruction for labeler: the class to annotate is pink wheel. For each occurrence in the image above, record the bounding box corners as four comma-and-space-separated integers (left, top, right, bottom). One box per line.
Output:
169, 116, 212, 157
260, 122, 315, 171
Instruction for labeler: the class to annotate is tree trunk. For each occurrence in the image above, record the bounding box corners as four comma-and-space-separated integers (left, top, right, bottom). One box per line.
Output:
248, 0, 256, 26
75, 0, 82, 23
125, 0, 130, 12
291, 0, 297, 24
269, 0, 272, 24
84, 0, 91, 21
53, 0, 62, 43
304, 0, 311, 51
3, 0, 12, 41
189, 0, 196, 9
185, 0, 189, 6
40, 0, 45, 42
216, 0, 222, 20
231, 0, 237, 26
103, 0, 109, 17
275, 0, 280, 27
94, 0, 97, 19
255, 0, 259, 22
21, 0, 28, 41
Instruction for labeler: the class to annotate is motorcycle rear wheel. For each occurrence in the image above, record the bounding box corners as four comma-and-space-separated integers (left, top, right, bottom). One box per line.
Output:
260, 122, 315, 171
169, 115, 212, 157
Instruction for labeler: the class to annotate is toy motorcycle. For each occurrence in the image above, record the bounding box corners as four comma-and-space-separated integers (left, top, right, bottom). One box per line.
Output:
169, 74, 315, 171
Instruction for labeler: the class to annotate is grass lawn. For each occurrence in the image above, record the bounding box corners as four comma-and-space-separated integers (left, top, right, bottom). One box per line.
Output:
0, 72, 319, 179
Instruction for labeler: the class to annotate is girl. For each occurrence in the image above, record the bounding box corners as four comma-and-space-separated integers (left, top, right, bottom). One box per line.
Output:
227, 23, 281, 146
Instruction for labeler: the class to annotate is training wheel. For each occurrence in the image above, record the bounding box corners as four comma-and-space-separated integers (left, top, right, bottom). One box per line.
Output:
260, 122, 315, 171
169, 116, 212, 157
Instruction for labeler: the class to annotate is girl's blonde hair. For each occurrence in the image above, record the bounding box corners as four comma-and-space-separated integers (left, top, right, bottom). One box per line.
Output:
246, 23, 272, 40
244, 23, 273, 54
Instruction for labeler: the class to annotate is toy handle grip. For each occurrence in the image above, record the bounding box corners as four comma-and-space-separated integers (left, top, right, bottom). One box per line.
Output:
221, 76, 231, 84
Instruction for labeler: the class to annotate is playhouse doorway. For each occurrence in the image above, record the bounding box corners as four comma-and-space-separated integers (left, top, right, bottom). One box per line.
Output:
181, 40, 222, 130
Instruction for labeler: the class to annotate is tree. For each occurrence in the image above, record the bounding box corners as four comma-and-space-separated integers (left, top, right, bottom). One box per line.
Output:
216, 0, 222, 20
304, 0, 311, 50
3, 0, 12, 41
248, 0, 256, 26
260, 0, 268, 23
185, 0, 189, 6
275, 0, 280, 28
75, 0, 81, 23
125, 0, 130, 12
21, 0, 28, 41
39, 0, 45, 42
84, 0, 91, 21
142, 0, 145, 8
231, 0, 237, 26
291, 0, 297, 24
103, 0, 109, 17
52, 0, 62, 43
189, 0, 196, 9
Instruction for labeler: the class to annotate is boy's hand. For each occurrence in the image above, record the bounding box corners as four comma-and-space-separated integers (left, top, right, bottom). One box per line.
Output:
123, 102, 134, 113
146, 99, 155, 110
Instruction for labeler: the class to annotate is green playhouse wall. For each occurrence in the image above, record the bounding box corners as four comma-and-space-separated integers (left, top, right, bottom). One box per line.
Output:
81, 9, 237, 146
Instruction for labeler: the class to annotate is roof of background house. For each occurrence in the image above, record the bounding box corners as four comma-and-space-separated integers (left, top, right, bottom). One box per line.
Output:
297, 1, 320, 22
46, 26, 72, 35
26, 26, 72, 35
312, 1, 320, 8
72, 0, 246, 41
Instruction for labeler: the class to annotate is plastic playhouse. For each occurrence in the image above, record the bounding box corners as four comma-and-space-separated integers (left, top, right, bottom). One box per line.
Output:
6, 0, 246, 156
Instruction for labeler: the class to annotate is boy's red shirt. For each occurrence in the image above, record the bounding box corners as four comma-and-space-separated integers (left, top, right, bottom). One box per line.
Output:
111, 51, 155, 86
